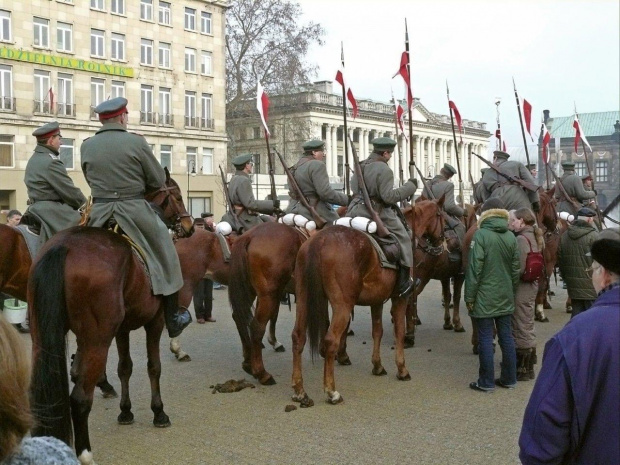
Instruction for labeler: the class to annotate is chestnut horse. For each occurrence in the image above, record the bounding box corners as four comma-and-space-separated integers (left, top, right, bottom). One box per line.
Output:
28, 176, 193, 465
291, 200, 444, 406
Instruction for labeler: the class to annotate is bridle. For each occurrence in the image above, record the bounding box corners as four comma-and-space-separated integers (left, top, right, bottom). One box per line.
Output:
146, 183, 192, 237
416, 203, 445, 256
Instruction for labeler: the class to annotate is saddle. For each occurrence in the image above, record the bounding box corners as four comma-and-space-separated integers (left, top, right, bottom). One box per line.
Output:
18, 210, 41, 235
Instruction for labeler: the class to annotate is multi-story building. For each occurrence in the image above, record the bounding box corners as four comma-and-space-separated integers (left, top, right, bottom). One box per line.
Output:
227, 81, 490, 204
0, 0, 228, 220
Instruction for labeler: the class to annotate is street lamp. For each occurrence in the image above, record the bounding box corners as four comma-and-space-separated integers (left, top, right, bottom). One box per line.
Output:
187, 160, 196, 214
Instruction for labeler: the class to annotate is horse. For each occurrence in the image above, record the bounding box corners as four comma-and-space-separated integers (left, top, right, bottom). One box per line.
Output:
28, 174, 194, 465
290, 200, 445, 406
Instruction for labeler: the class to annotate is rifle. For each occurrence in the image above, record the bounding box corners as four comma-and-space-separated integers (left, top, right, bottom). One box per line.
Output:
273, 148, 326, 229
547, 168, 582, 212
413, 163, 459, 230
348, 135, 390, 238
471, 152, 540, 193
218, 165, 242, 231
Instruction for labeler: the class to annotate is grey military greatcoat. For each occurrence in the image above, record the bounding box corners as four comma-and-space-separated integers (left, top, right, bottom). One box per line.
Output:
555, 170, 596, 215
422, 174, 466, 242
221, 171, 274, 232
346, 153, 417, 267
286, 156, 348, 222
80, 123, 182, 296
482, 159, 539, 211
24, 144, 86, 244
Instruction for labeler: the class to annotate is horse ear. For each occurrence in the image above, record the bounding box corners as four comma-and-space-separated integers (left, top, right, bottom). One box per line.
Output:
436, 193, 446, 208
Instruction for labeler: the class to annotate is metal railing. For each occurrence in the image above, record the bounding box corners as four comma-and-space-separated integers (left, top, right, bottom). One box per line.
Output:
0, 96, 15, 111
140, 111, 155, 124
200, 117, 214, 130
185, 116, 199, 128
33, 100, 52, 114
158, 113, 173, 126
56, 102, 76, 117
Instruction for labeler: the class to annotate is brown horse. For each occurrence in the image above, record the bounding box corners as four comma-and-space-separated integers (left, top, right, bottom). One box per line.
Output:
28, 175, 193, 464
291, 200, 444, 407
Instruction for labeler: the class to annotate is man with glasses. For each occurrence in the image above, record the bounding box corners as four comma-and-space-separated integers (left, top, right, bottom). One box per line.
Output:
24, 121, 86, 244
557, 207, 599, 317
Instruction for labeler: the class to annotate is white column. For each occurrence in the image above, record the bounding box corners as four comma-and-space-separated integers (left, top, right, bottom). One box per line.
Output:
361, 129, 368, 158
325, 125, 332, 177
331, 125, 338, 179
439, 139, 446, 169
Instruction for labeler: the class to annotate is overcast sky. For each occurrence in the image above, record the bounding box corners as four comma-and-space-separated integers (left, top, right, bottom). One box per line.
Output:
299, 0, 620, 159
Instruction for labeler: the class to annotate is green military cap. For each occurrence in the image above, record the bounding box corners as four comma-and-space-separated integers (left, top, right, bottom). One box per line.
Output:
94, 97, 128, 120
442, 163, 457, 175
232, 153, 253, 166
526, 163, 537, 170
302, 139, 325, 152
32, 121, 60, 140
371, 137, 397, 152
561, 161, 575, 169
493, 150, 510, 160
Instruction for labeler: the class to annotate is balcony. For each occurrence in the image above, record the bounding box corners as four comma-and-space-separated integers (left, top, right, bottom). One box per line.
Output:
0, 96, 15, 111
201, 117, 214, 130
140, 111, 155, 124
185, 116, 199, 128
158, 113, 174, 126
56, 102, 76, 117
33, 100, 52, 114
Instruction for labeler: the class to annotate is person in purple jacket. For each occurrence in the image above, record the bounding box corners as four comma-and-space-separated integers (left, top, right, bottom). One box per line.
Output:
519, 228, 620, 464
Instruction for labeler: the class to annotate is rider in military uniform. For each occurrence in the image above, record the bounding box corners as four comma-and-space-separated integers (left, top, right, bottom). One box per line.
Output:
221, 153, 278, 233
526, 163, 538, 181
285, 139, 348, 223
473, 168, 489, 205
346, 137, 417, 297
482, 150, 540, 212
80, 97, 190, 338
581, 174, 597, 208
24, 121, 87, 244
554, 161, 596, 216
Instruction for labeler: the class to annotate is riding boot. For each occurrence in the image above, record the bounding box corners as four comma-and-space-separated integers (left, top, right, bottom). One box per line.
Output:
396, 266, 414, 298
516, 348, 531, 382
162, 292, 192, 338
528, 347, 537, 380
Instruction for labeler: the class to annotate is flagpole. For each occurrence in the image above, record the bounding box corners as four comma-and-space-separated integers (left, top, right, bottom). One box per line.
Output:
340, 42, 351, 196
540, 118, 551, 191
495, 99, 502, 150
446, 81, 464, 208
513, 78, 531, 167
392, 97, 404, 189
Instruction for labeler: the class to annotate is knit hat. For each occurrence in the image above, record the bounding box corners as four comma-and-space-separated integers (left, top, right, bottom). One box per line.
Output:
590, 228, 620, 275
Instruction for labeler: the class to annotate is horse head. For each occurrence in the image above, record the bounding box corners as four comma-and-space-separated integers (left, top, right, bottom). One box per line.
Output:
403, 196, 445, 246
145, 167, 194, 238
537, 189, 558, 233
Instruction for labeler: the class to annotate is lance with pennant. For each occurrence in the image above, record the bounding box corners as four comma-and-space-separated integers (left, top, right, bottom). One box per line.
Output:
339, 43, 351, 196
513, 78, 531, 167
446, 81, 464, 208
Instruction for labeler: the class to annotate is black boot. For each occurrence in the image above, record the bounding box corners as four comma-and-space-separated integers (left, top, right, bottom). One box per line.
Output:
528, 347, 537, 380
516, 348, 531, 381
162, 292, 192, 338
396, 266, 415, 298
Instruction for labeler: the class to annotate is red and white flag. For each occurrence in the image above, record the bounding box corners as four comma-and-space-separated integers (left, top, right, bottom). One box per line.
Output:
573, 116, 591, 153
335, 69, 358, 118
448, 100, 463, 142
256, 82, 270, 137
523, 99, 534, 142
393, 98, 407, 140
541, 122, 551, 164
393, 51, 413, 110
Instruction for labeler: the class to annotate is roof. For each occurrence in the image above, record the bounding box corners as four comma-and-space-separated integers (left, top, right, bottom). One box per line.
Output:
547, 111, 620, 138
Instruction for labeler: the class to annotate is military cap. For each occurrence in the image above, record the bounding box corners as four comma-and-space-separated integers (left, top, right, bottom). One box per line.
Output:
94, 97, 128, 119
576, 207, 596, 218
32, 121, 60, 140
589, 228, 620, 274
232, 153, 253, 166
200, 212, 214, 218
371, 137, 397, 152
561, 161, 575, 169
526, 163, 537, 170
302, 139, 325, 152
493, 150, 510, 160
442, 163, 457, 176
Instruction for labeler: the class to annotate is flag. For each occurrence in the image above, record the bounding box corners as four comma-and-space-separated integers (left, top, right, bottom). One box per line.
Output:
393, 51, 413, 110
448, 100, 463, 142
523, 99, 533, 141
335, 69, 359, 118
495, 128, 501, 140
573, 116, 591, 153
541, 122, 551, 164
256, 81, 270, 136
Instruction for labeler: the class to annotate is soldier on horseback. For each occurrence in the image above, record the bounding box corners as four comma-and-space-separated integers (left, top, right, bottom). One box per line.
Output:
473, 168, 489, 205
554, 162, 596, 216
285, 139, 349, 223
220, 153, 279, 233
346, 137, 417, 297
81, 97, 191, 338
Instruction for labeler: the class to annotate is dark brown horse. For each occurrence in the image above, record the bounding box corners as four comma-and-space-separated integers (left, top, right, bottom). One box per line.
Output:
291, 201, 444, 406
28, 175, 193, 464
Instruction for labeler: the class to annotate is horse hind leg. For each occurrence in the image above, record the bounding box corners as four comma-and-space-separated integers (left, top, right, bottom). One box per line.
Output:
115, 331, 134, 425
266, 305, 285, 353
249, 295, 278, 385
323, 305, 350, 404
451, 275, 465, 333
391, 298, 411, 381
441, 278, 454, 330
145, 317, 170, 428
336, 318, 352, 366
291, 295, 313, 408
169, 336, 191, 362
370, 304, 387, 376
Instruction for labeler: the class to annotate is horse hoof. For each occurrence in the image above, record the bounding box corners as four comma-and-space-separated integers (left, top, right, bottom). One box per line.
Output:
443, 323, 454, 330
274, 345, 286, 353
176, 354, 191, 362
404, 337, 415, 349
454, 326, 466, 333
372, 367, 387, 376
397, 372, 411, 381
153, 413, 171, 428
260, 375, 277, 386
415, 317, 422, 325
292, 393, 314, 408
101, 388, 118, 399
117, 412, 134, 425
327, 392, 344, 405
347, 329, 355, 336
337, 356, 352, 366
242, 363, 253, 375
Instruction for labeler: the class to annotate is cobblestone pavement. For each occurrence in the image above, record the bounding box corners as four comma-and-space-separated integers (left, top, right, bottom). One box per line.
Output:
34, 280, 570, 465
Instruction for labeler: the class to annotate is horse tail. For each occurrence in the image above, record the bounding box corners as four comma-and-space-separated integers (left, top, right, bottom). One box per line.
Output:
304, 239, 329, 361
228, 235, 254, 345
30, 244, 72, 446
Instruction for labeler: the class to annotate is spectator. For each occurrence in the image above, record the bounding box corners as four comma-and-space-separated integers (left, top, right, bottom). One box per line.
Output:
1, 210, 28, 334
3, 210, 22, 227
557, 207, 599, 317
192, 215, 216, 324
0, 315, 79, 464
465, 197, 520, 392
519, 228, 619, 464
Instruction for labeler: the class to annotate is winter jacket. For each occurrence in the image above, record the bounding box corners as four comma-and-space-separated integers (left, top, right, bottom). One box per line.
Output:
464, 208, 521, 318
557, 220, 599, 301
513, 227, 540, 349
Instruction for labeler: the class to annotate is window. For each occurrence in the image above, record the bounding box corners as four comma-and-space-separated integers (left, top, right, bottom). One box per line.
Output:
0, 135, 14, 168
110, 33, 125, 61
111, 80, 125, 98
184, 48, 196, 72
91, 29, 105, 57
185, 91, 197, 127
200, 51, 212, 75
187, 147, 197, 175
33, 17, 50, 48
34, 70, 51, 113
141, 39, 153, 66
111, 0, 124, 15
200, 11, 212, 34
595, 160, 608, 183
201, 93, 213, 130
160, 145, 172, 170
56, 22, 72, 52
184, 7, 196, 30
140, 0, 153, 21
574, 162, 587, 177
158, 87, 172, 125
158, 42, 171, 68
202, 148, 213, 174
140, 85, 154, 123
57, 73, 74, 116
253, 153, 261, 174
253, 127, 261, 139
189, 197, 212, 218
0, 10, 11, 42
59, 138, 74, 169
91, 0, 104, 11
158, 1, 171, 25
0, 65, 13, 111
90, 78, 105, 117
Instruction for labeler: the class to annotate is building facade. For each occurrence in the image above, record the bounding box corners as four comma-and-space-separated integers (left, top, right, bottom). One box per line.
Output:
0, 0, 228, 220
227, 81, 490, 205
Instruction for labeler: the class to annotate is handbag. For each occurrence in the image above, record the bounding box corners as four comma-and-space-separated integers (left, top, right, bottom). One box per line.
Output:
521, 235, 544, 282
